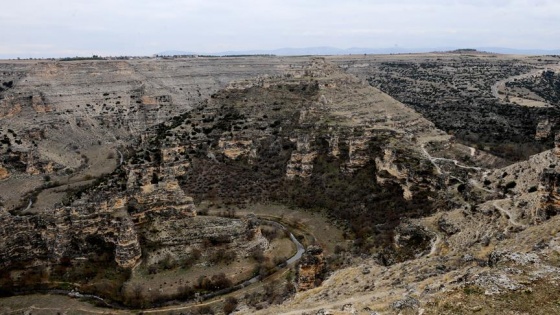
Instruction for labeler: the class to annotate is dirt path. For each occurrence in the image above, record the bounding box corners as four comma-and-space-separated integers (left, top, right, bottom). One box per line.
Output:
493, 199, 526, 230
468, 178, 495, 193
420, 143, 443, 175
491, 63, 560, 106
420, 142, 483, 174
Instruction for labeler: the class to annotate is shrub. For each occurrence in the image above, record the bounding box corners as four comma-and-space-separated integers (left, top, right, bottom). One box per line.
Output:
177, 284, 195, 300
223, 296, 238, 314
505, 181, 517, 189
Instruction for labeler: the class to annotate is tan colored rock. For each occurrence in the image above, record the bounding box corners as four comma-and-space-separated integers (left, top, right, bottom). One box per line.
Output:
0, 165, 9, 180
286, 135, 317, 179
218, 139, 253, 159
141, 95, 158, 106
114, 218, 142, 268
344, 131, 373, 173
297, 246, 325, 291
31, 94, 52, 113
535, 119, 552, 140
0, 101, 22, 118
535, 169, 560, 222
554, 132, 560, 159
375, 148, 414, 200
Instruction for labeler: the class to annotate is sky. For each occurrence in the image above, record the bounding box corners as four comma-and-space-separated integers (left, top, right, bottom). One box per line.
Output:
1, 0, 559, 58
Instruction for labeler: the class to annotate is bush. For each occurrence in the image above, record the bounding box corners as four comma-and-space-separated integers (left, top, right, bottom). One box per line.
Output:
196, 273, 232, 291
177, 284, 195, 300
223, 296, 238, 314
505, 181, 517, 189
194, 305, 214, 315
209, 249, 237, 265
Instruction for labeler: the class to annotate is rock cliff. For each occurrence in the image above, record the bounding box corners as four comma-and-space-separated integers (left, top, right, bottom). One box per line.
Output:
297, 246, 326, 291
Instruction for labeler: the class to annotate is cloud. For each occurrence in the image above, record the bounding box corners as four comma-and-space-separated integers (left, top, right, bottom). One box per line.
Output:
0, 0, 558, 57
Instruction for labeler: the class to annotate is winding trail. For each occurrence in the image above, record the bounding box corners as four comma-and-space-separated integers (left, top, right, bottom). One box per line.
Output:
430, 156, 482, 171
491, 63, 560, 105
420, 144, 443, 175
117, 149, 124, 165
468, 178, 495, 194
24, 199, 33, 211
493, 199, 526, 230
420, 143, 483, 174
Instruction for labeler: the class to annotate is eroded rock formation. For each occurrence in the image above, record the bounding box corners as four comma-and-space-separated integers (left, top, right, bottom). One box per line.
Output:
535, 169, 560, 221
297, 246, 326, 291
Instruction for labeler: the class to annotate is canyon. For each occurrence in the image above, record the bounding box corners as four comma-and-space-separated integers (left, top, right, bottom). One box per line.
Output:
1, 53, 560, 314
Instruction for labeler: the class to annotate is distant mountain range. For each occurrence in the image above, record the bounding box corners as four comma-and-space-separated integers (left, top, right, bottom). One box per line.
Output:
158, 46, 560, 57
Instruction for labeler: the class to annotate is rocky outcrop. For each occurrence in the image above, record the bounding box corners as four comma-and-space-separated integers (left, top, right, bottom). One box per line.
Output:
438, 215, 460, 235
0, 57, 447, 307
0, 165, 9, 180
286, 135, 317, 179
218, 138, 254, 160
0, 209, 50, 268
297, 246, 326, 291
535, 119, 553, 140
535, 169, 560, 221
0, 57, 309, 183
554, 132, 560, 159
393, 223, 435, 259
344, 131, 374, 173
375, 147, 414, 200
126, 174, 197, 224
114, 217, 142, 268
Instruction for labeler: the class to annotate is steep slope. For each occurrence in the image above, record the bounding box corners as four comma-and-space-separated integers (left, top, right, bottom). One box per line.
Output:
132, 57, 448, 256
252, 134, 560, 314
0, 58, 451, 309
5, 56, 559, 314
0, 57, 309, 210
331, 54, 560, 162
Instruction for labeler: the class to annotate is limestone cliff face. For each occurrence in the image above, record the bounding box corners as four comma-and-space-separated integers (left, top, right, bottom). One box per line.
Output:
375, 148, 414, 200
0, 165, 9, 180
0, 58, 444, 299
114, 218, 142, 268
535, 119, 553, 140
554, 132, 560, 159
344, 131, 373, 173
286, 134, 317, 179
297, 246, 326, 291
0, 57, 308, 182
0, 208, 50, 268
126, 167, 196, 224
218, 138, 254, 160
532, 134, 560, 222
535, 170, 560, 222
